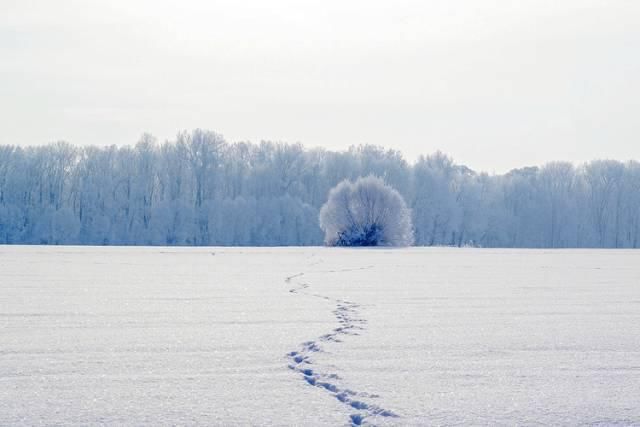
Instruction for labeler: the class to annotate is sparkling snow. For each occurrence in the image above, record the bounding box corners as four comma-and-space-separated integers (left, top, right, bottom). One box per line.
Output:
1, 246, 639, 425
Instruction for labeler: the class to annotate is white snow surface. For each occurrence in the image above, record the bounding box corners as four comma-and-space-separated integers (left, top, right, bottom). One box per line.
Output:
1, 246, 639, 426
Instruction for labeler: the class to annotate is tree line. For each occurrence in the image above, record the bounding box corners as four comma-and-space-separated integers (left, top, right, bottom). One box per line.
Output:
0, 129, 639, 247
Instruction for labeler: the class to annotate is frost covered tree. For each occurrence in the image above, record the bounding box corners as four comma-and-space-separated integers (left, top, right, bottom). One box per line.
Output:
2, 130, 640, 247
319, 176, 414, 247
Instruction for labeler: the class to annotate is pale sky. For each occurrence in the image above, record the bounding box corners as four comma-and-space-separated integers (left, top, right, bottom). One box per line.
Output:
1, 0, 639, 172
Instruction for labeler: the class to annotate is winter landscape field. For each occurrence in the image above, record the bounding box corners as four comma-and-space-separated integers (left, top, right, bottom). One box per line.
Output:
1, 246, 638, 426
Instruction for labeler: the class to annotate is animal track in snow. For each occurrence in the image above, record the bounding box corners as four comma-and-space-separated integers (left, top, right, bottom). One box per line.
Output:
286, 265, 398, 426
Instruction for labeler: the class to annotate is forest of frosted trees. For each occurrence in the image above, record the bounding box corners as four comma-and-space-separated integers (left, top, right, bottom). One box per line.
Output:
1, 129, 639, 248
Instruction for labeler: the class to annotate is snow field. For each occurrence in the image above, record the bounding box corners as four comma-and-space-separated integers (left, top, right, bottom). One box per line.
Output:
1, 246, 639, 425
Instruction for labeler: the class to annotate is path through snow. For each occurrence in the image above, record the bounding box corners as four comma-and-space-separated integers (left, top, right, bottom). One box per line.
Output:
285, 264, 399, 426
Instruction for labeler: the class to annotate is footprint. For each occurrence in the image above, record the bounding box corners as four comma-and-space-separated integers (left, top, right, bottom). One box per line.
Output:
284, 267, 398, 425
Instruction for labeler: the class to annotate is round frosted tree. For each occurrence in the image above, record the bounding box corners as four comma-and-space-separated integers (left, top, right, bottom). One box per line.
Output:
319, 175, 414, 247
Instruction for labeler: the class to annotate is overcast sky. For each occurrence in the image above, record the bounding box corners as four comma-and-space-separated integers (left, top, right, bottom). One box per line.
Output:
1, 0, 639, 172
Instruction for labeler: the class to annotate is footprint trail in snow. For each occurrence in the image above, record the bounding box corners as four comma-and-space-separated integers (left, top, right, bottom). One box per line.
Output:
286, 265, 399, 426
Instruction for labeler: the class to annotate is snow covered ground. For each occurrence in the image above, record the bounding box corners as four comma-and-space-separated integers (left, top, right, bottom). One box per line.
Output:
1, 246, 639, 426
